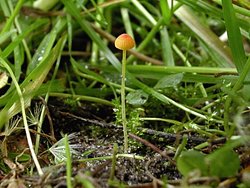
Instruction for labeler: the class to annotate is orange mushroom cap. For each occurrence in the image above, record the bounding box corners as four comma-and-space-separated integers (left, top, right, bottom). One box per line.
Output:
115, 33, 135, 50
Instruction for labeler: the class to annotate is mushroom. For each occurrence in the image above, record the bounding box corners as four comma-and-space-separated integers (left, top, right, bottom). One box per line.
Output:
115, 33, 135, 51
114, 33, 135, 152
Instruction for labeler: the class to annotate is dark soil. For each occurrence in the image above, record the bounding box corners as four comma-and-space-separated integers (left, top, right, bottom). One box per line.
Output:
0, 99, 231, 188
42, 99, 181, 187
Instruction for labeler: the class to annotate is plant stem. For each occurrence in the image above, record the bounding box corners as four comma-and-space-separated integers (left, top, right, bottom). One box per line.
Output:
173, 134, 188, 160
64, 134, 73, 188
121, 50, 128, 152
109, 143, 118, 181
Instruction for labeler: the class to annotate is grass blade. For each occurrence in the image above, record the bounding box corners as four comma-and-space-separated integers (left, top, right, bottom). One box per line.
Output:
27, 18, 66, 74
222, 0, 247, 72
64, 134, 73, 188
0, 0, 25, 34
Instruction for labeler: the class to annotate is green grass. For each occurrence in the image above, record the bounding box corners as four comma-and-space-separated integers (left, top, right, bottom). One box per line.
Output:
0, 0, 249, 187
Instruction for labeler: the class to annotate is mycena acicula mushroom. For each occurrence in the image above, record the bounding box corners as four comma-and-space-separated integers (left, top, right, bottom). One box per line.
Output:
115, 33, 135, 153
115, 34, 135, 51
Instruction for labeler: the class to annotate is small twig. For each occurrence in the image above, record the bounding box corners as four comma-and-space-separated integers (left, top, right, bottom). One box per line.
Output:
128, 133, 175, 164
129, 133, 164, 156
58, 111, 119, 129
39, 97, 55, 141
138, 127, 208, 143
29, 129, 57, 143
61, 51, 91, 57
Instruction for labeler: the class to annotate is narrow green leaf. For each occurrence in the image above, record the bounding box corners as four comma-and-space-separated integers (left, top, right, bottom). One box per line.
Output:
0, 29, 16, 45
0, 0, 25, 34
160, 27, 175, 66
160, 0, 172, 24
222, 0, 247, 72
64, 134, 73, 188
27, 32, 57, 74
97, 64, 237, 84
222, 0, 250, 99
27, 18, 66, 74
66, 14, 73, 54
